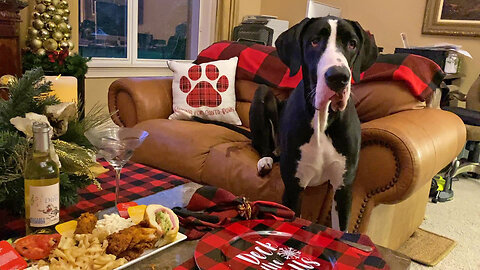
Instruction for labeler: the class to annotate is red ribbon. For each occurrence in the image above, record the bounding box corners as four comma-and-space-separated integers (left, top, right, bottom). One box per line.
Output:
47, 49, 69, 65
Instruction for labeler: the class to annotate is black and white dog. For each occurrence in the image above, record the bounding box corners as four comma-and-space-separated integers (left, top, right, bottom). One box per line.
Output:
250, 16, 378, 231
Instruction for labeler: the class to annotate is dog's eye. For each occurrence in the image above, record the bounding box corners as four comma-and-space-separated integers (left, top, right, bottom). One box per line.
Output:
311, 39, 320, 47
348, 40, 357, 50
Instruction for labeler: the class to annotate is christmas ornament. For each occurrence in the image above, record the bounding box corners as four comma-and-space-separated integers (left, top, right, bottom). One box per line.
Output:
43, 38, 58, 51
28, 27, 39, 37
37, 48, 47, 56
0, 75, 17, 87
67, 40, 74, 50
35, 3, 46, 13
55, 8, 64, 16
46, 21, 57, 31
43, 0, 52, 5
62, 33, 70, 40
52, 31, 63, 41
52, 0, 59, 6
40, 13, 51, 22
62, 16, 69, 23
33, 11, 41, 19
30, 38, 43, 50
32, 19, 45, 30
59, 0, 67, 9
58, 22, 68, 33
60, 41, 69, 50
47, 5, 56, 13
63, 9, 70, 16
52, 14, 62, 24
40, 29, 50, 39
35, 0, 43, 3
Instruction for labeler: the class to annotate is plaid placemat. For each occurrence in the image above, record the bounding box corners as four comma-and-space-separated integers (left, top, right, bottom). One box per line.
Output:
177, 219, 388, 270
1, 160, 189, 239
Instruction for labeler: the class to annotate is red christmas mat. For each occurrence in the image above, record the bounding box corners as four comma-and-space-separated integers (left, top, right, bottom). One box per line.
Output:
1, 160, 189, 239
176, 219, 389, 270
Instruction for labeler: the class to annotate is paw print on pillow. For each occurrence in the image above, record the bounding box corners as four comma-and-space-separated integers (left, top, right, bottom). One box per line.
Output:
179, 64, 229, 108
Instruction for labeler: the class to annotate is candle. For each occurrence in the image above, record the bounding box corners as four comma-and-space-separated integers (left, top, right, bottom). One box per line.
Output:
45, 75, 77, 103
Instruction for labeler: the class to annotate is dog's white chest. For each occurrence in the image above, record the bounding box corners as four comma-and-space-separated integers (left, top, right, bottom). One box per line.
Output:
295, 110, 346, 189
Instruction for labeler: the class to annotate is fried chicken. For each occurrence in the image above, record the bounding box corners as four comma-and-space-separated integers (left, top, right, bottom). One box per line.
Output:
106, 225, 159, 260
75, 212, 98, 234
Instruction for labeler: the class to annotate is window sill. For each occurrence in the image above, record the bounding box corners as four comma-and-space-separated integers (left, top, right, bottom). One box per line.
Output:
85, 66, 173, 78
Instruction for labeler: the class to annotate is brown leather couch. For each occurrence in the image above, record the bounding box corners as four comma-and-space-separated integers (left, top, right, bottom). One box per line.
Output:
109, 77, 465, 249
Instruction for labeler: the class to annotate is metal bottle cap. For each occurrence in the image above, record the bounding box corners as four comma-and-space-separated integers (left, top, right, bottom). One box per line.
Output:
32, 122, 51, 152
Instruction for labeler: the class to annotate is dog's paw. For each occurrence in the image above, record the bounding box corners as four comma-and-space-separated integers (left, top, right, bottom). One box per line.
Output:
257, 157, 273, 176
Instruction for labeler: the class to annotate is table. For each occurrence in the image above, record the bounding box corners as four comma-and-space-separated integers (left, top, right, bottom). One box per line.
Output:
100, 182, 411, 270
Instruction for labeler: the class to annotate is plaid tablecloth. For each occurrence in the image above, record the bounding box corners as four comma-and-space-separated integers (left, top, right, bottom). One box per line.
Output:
176, 219, 388, 270
1, 160, 189, 239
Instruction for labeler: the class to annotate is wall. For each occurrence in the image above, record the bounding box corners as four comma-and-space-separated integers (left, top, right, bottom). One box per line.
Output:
261, 0, 480, 93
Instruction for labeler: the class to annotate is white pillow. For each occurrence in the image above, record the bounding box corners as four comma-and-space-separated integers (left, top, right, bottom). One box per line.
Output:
167, 57, 242, 125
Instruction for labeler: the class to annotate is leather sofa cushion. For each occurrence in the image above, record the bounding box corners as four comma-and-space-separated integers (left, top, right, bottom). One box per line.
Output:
132, 119, 250, 181
353, 81, 426, 123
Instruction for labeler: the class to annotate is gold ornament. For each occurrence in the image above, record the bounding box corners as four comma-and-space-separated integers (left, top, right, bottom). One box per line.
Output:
66, 24, 72, 32
62, 16, 69, 23
43, 0, 52, 5
47, 5, 56, 13
35, 0, 43, 3
37, 48, 47, 56
57, 22, 69, 33
46, 21, 57, 31
55, 8, 64, 16
52, 14, 62, 24
43, 38, 58, 51
33, 11, 41, 19
35, 4, 46, 12
28, 27, 39, 37
40, 13, 51, 22
60, 41, 69, 49
67, 40, 74, 50
68, 50, 73, 56
31, 38, 43, 50
63, 9, 70, 16
52, 31, 63, 41
40, 29, 50, 39
32, 19, 44, 30
59, 0, 68, 9
52, 0, 60, 6
0, 75, 17, 87
62, 32, 70, 40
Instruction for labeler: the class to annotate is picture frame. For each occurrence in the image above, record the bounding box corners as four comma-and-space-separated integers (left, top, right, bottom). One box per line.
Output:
423, 0, 480, 37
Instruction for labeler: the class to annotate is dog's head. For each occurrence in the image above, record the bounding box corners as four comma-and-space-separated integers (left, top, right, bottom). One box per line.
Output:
276, 16, 378, 111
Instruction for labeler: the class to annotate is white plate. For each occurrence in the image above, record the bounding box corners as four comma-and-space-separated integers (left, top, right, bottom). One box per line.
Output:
115, 232, 187, 270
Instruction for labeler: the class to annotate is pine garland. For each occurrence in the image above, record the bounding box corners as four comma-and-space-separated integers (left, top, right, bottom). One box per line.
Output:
0, 68, 110, 215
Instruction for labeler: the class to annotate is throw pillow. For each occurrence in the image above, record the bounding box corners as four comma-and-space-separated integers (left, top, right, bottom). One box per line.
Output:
167, 57, 242, 125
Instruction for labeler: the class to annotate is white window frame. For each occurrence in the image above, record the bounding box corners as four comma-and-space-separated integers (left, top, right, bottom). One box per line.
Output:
85, 0, 216, 77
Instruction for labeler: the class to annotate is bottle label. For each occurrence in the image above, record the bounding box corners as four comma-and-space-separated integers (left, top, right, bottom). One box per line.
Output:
29, 183, 60, 227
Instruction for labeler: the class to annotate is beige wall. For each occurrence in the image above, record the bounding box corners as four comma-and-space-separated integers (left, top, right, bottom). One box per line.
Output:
261, 0, 480, 93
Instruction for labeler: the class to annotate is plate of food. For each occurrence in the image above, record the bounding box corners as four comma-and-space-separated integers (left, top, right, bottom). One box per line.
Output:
9, 204, 185, 270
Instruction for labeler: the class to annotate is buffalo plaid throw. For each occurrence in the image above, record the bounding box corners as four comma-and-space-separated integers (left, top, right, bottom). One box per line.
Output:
175, 219, 389, 270
194, 41, 302, 90
1, 160, 189, 239
172, 186, 295, 240
358, 53, 445, 101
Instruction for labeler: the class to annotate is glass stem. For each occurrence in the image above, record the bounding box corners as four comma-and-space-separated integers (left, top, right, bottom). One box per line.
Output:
114, 167, 122, 208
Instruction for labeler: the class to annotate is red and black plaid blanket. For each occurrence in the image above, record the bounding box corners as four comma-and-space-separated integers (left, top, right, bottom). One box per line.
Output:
356, 53, 445, 101
1, 160, 189, 239
173, 186, 295, 240
196, 42, 444, 102
195, 41, 302, 90
175, 219, 389, 270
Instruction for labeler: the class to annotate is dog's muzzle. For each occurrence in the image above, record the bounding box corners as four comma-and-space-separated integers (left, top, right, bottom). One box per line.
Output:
324, 65, 351, 112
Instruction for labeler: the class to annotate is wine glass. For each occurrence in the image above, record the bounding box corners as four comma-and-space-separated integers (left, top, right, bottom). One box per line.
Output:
85, 126, 148, 208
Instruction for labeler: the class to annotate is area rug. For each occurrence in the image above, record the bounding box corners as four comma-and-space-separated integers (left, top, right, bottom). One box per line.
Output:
396, 228, 456, 266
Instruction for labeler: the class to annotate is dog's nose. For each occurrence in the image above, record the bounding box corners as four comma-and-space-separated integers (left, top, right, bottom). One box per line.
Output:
324, 66, 350, 92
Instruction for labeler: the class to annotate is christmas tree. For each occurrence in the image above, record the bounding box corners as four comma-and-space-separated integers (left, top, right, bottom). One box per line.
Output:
26, 0, 73, 55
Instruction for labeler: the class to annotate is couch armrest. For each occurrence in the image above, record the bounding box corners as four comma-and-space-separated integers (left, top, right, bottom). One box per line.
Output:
349, 108, 466, 233
108, 77, 173, 127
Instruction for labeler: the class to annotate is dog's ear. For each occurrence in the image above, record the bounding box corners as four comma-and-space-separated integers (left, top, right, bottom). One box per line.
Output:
347, 20, 378, 82
275, 18, 311, 76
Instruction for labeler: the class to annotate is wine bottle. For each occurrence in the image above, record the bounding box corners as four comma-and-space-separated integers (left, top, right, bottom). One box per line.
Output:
24, 122, 60, 235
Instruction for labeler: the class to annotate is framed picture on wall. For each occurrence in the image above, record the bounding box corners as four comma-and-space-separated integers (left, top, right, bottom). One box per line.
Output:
423, 0, 480, 37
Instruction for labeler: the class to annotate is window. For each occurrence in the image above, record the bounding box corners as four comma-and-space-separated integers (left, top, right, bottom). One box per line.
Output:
79, 0, 214, 68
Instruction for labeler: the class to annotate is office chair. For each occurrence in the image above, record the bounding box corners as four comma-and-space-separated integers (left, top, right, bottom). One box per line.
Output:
439, 74, 480, 202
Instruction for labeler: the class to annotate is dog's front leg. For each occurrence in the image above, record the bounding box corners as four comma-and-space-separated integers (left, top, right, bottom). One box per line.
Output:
332, 184, 353, 232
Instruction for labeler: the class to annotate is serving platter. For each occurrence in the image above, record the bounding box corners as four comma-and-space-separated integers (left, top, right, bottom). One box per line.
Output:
115, 232, 187, 270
